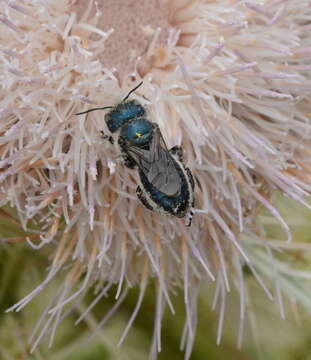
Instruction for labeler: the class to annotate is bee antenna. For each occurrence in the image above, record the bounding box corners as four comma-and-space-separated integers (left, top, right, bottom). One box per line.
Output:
122, 81, 143, 102
75, 106, 113, 116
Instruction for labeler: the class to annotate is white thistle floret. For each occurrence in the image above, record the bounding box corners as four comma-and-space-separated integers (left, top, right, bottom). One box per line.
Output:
1, 0, 311, 359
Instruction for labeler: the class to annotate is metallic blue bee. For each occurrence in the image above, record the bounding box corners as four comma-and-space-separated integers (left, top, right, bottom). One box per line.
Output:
76, 82, 195, 225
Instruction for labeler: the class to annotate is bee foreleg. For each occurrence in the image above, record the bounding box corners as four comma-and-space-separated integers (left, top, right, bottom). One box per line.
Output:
100, 131, 114, 144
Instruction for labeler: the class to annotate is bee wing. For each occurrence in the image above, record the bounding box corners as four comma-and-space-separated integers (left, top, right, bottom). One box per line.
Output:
124, 145, 153, 174
125, 126, 182, 196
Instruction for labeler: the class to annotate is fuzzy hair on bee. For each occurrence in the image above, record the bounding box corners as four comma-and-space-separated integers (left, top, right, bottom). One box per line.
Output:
76, 82, 195, 226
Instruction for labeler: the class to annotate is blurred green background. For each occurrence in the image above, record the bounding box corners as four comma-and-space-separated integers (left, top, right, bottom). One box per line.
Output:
1, 195, 311, 360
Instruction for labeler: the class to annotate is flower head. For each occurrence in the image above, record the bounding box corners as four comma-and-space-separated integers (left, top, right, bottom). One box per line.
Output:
1, 0, 311, 358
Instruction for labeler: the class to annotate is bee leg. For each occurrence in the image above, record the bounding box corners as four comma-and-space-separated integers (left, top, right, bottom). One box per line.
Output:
185, 168, 195, 191
100, 131, 114, 144
169, 146, 183, 162
136, 186, 154, 211
118, 136, 136, 168
123, 155, 136, 169
186, 199, 195, 227
186, 210, 194, 227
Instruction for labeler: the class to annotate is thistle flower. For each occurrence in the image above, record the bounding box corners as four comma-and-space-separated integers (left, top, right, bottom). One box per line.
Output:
1, 0, 311, 358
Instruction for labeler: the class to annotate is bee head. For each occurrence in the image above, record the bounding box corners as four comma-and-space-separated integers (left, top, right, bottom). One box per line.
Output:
105, 100, 146, 133
75, 82, 145, 133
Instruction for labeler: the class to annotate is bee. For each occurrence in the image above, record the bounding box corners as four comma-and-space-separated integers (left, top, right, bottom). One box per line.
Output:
76, 82, 195, 225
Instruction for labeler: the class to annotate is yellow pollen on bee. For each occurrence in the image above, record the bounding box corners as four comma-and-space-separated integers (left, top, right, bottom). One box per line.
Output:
81, 38, 89, 49
136, 132, 142, 138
